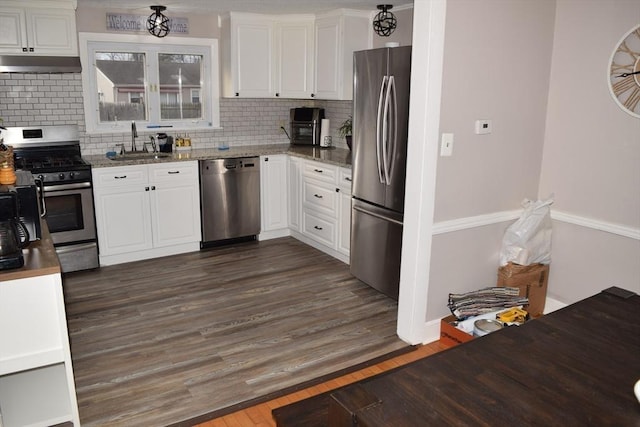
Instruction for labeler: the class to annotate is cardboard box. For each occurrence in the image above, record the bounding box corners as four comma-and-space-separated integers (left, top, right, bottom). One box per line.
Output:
440, 315, 474, 348
497, 262, 549, 318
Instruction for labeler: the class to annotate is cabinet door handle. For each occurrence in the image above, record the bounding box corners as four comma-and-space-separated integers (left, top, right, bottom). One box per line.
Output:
168, 171, 180, 174
314, 194, 323, 199
235, 92, 239, 97
314, 169, 323, 173
314, 225, 323, 230
115, 175, 127, 179
345, 177, 352, 182
22, 47, 28, 52
29, 47, 34, 52
145, 186, 150, 191
151, 186, 156, 190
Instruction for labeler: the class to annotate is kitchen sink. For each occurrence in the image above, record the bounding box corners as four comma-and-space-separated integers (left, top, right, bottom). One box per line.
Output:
109, 153, 172, 161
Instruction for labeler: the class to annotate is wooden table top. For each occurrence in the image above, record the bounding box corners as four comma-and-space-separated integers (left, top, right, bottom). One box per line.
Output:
329, 287, 640, 426
0, 220, 60, 282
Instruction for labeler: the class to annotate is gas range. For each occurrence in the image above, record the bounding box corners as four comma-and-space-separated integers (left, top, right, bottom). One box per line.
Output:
1, 125, 99, 273
4, 125, 91, 182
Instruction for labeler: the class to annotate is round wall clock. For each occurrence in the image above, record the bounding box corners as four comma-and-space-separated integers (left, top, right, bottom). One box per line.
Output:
608, 24, 640, 118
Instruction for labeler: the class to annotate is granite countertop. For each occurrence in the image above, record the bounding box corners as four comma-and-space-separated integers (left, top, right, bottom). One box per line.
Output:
0, 220, 60, 282
85, 144, 352, 169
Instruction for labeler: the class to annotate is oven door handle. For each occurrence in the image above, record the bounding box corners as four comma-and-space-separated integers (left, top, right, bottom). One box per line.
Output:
35, 178, 46, 217
43, 182, 92, 192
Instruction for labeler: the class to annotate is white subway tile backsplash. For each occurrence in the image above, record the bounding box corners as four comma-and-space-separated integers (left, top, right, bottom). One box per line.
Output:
0, 72, 353, 155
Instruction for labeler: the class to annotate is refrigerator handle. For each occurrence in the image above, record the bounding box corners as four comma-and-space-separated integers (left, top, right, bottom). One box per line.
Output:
376, 75, 388, 184
382, 75, 395, 185
387, 75, 398, 182
353, 204, 403, 226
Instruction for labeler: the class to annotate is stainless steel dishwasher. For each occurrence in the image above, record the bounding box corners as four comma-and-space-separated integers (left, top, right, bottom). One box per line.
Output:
199, 157, 261, 246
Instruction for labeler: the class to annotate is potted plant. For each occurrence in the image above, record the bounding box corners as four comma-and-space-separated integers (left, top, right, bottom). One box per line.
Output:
338, 116, 352, 150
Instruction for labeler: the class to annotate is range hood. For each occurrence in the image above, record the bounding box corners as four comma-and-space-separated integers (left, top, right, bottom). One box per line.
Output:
0, 56, 82, 73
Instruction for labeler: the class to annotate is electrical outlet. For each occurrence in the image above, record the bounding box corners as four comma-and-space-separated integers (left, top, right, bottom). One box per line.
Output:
278, 120, 286, 129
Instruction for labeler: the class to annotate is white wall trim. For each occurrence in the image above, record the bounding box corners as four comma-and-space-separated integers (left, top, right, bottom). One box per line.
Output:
431, 208, 640, 240
551, 210, 640, 240
433, 210, 521, 235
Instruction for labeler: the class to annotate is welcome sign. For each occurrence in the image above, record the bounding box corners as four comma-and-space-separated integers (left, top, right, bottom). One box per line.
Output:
106, 13, 189, 34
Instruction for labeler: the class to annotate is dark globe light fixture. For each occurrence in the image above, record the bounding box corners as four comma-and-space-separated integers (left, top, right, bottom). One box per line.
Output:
372, 4, 397, 37
147, 5, 170, 38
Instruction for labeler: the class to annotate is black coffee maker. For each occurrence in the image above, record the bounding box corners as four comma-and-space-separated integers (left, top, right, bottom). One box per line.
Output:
0, 192, 30, 270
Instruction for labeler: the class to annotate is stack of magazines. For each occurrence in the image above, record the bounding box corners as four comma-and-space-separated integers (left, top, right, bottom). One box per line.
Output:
448, 287, 528, 320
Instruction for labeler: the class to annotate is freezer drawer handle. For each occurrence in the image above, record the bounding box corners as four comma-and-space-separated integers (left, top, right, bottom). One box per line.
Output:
353, 205, 403, 226
314, 194, 323, 199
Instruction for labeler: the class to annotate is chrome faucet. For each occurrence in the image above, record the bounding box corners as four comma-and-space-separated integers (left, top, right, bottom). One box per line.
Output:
143, 136, 157, 153
131, 121, 138, 152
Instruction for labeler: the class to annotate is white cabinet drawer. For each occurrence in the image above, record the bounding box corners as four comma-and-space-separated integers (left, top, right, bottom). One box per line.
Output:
149, 161, 198, 184
92, 166, 147, 188
303, 211, 336, 248
303, 160, 337, 184
338, 167, 352, 193
303, 180, 337, 215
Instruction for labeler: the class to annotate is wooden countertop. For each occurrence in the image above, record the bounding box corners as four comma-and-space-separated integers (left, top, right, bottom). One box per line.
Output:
84, 144, 352, 169
0, 220, 60, 281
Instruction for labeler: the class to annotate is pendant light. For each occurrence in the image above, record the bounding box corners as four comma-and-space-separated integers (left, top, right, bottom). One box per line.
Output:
147, 5, 170, 38
373, 4, 397, 37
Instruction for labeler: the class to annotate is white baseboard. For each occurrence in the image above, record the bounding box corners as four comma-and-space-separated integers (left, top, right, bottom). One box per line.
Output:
99, 242, 200, 266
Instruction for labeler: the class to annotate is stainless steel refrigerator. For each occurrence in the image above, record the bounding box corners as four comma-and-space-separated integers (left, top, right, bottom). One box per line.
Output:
350, 46, 411, 300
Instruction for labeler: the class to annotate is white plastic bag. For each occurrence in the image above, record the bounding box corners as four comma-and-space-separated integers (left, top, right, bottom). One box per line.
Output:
499, 197, 553, 266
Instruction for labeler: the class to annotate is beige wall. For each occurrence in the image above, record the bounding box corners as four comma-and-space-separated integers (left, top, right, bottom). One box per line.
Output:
425, 0, 555, 319
425, 0, 640, 322
435, 0, 555, 221
538, 0, 640, 300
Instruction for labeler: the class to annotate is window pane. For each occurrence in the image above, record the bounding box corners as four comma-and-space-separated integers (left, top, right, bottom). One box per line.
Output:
159, 53, 202, 120
95, 52, 147, 122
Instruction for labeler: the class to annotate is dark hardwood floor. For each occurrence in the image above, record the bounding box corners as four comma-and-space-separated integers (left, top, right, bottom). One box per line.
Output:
62, 237, 407, 426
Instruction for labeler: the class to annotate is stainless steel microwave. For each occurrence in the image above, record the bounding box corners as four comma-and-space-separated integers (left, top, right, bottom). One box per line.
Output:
290, 108, 325, 146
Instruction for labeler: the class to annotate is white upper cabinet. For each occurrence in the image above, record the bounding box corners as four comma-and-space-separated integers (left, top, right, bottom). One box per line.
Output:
228, 14, 275, 98
314, 11, 370, 100
275, 17, 315, 99
222, 12, 314, 99
0, 2, 78, 56
221, 10, 369, 100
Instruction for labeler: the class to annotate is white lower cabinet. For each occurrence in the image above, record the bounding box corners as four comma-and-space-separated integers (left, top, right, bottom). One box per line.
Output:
259, 154, 290, 240
92, 161, 201, 265
291, 158, 352, 263
0, 273, 80, 427
288, 155, 302, 232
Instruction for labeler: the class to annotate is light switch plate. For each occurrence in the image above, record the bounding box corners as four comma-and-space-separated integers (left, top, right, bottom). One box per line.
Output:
475, 120, 492, 135
440, 133, 453, 156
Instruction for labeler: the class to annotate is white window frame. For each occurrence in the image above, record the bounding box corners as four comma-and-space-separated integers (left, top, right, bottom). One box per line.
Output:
79, 32, 220, 134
